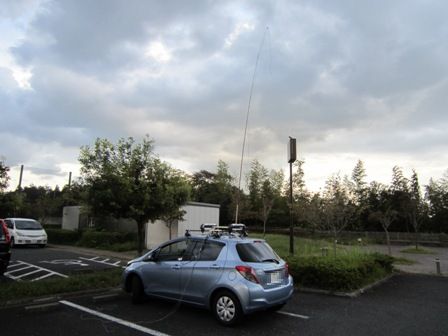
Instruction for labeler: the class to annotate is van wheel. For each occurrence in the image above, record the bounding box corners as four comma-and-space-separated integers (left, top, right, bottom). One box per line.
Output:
212, 290, 243, 326
131, 276, 145, 304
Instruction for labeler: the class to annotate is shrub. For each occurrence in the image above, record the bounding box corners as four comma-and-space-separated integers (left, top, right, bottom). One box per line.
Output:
77, 230, 137, 249
285, 253, 393, 292
46, 228, 81, 245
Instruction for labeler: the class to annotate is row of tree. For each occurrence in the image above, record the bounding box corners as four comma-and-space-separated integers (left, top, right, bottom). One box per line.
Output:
2, 137, 448, 253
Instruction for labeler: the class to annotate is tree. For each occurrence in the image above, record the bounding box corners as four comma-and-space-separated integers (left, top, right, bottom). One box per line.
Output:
0, 159, 10, 193
190, 160, 235, 225
79, 137, 191, 255
322, 173, 357, 255
368, 184, 398, 255
426, 173, 448, 233
408, 170, 428, 248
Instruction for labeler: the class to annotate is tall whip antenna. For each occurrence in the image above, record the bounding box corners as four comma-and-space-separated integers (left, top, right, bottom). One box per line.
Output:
234, 26, 269, 223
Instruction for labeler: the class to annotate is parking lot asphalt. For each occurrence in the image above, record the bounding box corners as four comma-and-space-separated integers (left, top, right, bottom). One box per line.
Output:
2, 274, 447, 336
2, 246, 128, 282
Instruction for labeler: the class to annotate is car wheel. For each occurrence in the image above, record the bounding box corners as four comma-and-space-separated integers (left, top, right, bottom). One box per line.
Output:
10, 237, 15, 248
212, 290, 243, 326
131, 275, 145, 304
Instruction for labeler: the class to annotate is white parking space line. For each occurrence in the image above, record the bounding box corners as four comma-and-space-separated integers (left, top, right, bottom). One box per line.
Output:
277, 311, 310, 320
60, 300, 171, 336
4, 260, 68, 282
79, 256, 125, 269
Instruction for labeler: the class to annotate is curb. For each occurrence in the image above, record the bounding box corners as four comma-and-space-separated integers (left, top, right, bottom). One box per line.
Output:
297, 273, 395, 298
0, 286, 123, 310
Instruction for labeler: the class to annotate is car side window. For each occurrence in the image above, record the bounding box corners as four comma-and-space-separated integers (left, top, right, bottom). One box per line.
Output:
157, 240, 192, 262
5, 220, 13, 229
192, 241, 225, 261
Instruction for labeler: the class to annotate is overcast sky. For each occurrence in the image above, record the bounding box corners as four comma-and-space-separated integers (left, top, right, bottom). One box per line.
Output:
1, 0, 448, 191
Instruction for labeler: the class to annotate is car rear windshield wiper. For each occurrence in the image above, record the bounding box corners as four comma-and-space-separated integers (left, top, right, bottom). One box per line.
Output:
261, 258, 279, 264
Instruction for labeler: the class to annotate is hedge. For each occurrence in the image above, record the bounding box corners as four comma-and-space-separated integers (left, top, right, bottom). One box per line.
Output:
45, 228, 138, 250
46, 228, 81, 245
286, 253, 394, 292
77, 230, 137, 249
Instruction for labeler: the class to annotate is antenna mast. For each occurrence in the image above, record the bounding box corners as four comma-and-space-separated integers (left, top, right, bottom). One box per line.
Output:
234, 27, 269, 223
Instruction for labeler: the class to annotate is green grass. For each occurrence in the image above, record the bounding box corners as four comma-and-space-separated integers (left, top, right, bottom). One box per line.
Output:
254, 233, 365, 258
0, 268, 122, 303
400, 247, 436, 255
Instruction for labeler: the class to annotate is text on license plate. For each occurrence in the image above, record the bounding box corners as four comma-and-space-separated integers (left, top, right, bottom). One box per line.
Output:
269, 272, 282, 284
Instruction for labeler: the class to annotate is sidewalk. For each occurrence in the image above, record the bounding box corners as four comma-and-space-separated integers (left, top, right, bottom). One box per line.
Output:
364, 244, 448, 276
48, 244, 142, 262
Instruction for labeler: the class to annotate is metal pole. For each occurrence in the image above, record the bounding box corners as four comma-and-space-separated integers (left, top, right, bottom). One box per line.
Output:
18, 164, 24, 189
435, 258, 441, 275
68, 171, 72, 188
289, 161, 294, 255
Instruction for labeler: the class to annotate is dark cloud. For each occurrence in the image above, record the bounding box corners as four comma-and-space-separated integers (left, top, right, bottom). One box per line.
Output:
1, 0, 448, 188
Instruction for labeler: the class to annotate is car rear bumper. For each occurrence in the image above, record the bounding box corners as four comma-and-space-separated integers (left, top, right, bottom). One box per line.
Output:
243, 275, 294, 313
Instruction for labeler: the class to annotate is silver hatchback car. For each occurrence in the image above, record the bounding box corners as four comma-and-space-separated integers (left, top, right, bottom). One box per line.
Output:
122, 224, 294, 325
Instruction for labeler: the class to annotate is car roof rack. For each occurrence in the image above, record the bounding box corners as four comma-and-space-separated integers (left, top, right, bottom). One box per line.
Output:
185, 223, 248, 239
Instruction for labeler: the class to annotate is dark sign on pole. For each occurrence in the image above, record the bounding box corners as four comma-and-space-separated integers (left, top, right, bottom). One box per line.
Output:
288, 137, 296, 163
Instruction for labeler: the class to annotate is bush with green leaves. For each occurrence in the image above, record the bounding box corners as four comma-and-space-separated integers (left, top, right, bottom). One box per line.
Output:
286, 253, 394, 292
46, 228, 81, 245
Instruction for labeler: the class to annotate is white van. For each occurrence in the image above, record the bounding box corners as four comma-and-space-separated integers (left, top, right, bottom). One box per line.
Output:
4, 218, 48, 248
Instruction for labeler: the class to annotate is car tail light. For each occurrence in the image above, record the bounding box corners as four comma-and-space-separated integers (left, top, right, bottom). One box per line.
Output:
235, 265, 260, 284
284, 263, 289, 277
1, 221, 10, 244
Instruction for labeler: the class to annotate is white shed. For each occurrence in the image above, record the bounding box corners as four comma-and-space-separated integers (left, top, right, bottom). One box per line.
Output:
145, 201, 220, 249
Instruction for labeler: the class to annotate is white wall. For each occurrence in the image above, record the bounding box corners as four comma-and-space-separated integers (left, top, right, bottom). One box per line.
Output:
177, 202, 220, 237
62, 206, 82, 231
145, 202, 220, 249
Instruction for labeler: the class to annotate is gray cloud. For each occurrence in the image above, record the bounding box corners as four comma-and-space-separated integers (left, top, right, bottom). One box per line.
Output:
1, 0, 448, 188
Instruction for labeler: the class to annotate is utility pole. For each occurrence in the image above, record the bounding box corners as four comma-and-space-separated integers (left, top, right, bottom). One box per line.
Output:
288, 137, 297, 255
68, 171, 72, 188
18, 164, 24, 190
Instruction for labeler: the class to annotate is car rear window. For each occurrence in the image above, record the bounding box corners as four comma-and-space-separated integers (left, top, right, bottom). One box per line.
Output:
14, 219, 43, 230
236, 241, 280, 263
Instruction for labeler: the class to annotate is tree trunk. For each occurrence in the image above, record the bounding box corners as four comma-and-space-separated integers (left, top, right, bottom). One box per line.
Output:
385, 228, 391, 256
137, 221, 145, 256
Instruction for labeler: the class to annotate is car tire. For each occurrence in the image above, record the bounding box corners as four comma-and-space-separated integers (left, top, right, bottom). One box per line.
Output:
131, 275, 145, 304
212, 290, 243, 326
10, 237, 15, 248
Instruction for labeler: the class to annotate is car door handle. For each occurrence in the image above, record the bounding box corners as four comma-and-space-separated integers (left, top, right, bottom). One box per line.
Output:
209, 265, 220, 269
171, 265, 181, 270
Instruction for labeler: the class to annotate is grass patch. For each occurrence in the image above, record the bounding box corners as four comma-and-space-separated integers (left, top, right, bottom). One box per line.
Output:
393, 257, 417, 265
401, 247, 436, 255
0, 268, 122, 303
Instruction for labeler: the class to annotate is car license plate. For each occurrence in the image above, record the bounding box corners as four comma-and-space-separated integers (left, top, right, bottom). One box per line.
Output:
270, 272, 282, 284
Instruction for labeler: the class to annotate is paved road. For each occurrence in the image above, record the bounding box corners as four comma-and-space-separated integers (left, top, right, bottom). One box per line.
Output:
2, 274, 447, 336
364, 244, 448, 275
